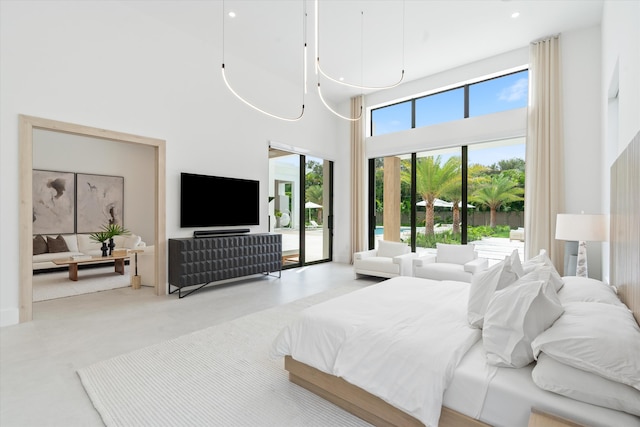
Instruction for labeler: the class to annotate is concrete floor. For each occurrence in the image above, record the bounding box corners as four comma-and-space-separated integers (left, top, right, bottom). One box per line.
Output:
0, 262, 378, 427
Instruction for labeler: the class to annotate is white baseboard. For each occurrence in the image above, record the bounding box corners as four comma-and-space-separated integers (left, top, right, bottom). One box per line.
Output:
0, 307, 19, 327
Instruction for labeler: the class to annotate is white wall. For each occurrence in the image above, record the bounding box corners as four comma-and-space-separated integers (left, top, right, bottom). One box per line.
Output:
561, 25, 604, 280
33, 130, 156, 243
600, 1, 640, 283
0, 1, 346, 326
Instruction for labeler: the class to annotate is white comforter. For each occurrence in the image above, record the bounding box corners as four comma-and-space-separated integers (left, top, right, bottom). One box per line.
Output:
271, 276, 481, 427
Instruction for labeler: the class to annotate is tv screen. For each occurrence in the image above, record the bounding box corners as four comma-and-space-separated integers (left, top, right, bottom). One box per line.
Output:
180, 173, 259, 227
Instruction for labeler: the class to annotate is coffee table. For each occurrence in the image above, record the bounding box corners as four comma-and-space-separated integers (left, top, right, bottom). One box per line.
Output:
52, 254, 130, 281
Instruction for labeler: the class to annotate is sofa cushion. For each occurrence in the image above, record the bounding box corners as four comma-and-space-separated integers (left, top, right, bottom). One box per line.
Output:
113, 234, 142, 249
415, 263, 471, 282
77, 234, 102, 253
33, 235, 48, 255
377, 240, 409, 258
437, 243, 476, 265
355, 257, 400, 275
47, 235, 69, 253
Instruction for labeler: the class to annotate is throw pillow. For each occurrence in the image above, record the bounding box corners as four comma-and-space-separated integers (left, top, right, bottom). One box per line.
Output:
436, 243, 476, 264
483, 279, 564, 368
467, 258, 518, 328
531, 302, 640, 390
377, 240, 409, 258
33, 235, 48, 255
522, 249, 564, 291
46, 235, 70, 253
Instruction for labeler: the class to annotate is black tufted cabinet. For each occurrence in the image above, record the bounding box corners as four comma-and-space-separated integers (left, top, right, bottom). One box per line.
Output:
168, 233, 282, 297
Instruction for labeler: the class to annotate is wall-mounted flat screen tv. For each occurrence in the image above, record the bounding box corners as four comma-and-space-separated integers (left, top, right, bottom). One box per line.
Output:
180, 172, 259, 227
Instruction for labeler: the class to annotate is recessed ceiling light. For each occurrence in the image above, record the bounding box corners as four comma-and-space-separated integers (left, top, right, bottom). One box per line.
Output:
511, 12, 520, 18
339, 77, 345, 81
228, 11, 236, 18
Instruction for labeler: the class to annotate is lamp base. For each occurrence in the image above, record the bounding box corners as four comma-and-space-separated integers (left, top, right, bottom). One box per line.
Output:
576, 240, 588, 277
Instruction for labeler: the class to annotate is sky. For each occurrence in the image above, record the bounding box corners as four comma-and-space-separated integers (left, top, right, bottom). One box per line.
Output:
371, 70, 529, 153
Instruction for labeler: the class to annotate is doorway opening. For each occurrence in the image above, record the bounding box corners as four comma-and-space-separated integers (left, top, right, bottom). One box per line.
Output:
268, 147, 333, 268
18, 115, 167, 322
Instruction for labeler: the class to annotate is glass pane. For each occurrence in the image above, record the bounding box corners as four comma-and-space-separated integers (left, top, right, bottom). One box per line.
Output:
467, 138, 525, 265
415, 88, 464, 128
371, 101, 412, 136
413, 148, 462, 251
469, 70, 529, 117
372, 155, 411, 247
269, 150, 300, 267
304, 156, 330, 263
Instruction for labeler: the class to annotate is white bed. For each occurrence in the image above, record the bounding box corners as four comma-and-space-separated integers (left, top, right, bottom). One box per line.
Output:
271, 276, 640, 427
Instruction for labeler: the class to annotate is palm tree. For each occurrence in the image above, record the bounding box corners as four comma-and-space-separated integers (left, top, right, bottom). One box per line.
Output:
471, 174, 524, 228
402, 155, 461, 235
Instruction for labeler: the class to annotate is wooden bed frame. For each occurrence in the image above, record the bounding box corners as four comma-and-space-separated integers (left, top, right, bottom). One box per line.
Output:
283, 132, 640, 427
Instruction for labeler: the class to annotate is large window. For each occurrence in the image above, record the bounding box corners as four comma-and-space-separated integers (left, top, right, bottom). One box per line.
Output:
415, 88, 464, 128
371, 69, 528, 137
369, 139, 525, 263
469, 70, 529, 117
370, 100, 412, 137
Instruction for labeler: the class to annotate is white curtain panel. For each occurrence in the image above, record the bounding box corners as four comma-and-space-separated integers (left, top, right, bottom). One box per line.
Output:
525, 35, 565, 271
350, 95, 366, 263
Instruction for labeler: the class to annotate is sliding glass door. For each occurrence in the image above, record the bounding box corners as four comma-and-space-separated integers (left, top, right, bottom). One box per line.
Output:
368, 138, 526, 262
269, 148, 333, 268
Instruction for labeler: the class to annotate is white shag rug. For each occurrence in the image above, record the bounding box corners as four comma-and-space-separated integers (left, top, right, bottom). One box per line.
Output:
33, 266, 131, 302
77, 284, 372, 427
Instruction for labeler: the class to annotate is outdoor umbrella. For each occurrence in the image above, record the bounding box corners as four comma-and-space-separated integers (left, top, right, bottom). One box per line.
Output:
304, 201, 322, 223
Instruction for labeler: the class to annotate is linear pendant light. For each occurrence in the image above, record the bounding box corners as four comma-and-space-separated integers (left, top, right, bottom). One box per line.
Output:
221, 0, 306, 122
314, 0, 405, 91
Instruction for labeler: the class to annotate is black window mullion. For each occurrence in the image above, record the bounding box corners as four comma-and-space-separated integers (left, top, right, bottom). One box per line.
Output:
461, 146, 468, 244
411, 153, 417, 252
368, 158, 376, 249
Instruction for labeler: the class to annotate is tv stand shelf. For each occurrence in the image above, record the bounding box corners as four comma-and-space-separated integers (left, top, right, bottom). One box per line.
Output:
168, 233, 282, 298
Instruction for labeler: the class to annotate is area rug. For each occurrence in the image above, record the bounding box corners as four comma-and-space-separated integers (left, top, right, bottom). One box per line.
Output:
33, 266, 131, 302
77, 284, 372, 427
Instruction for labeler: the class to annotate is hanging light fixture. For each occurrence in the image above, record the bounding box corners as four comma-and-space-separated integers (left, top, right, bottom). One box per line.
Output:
221, 0, 306, 122
314, 0, 405, 90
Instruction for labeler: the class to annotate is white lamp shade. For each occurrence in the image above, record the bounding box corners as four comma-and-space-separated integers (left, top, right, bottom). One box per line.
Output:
555, 214, 608, 242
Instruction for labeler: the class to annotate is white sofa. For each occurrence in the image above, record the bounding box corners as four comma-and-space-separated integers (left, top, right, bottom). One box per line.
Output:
412, 243, 488, 282
33, 233, 146, 271
354, 240, 417, 278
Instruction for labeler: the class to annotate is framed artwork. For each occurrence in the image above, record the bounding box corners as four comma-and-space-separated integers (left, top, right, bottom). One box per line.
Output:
32, 169, 75, 235
76, 173, 124, 233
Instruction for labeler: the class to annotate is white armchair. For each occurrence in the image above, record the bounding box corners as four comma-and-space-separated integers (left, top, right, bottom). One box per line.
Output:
412, 243, 488, 282
354, 240, 416, 278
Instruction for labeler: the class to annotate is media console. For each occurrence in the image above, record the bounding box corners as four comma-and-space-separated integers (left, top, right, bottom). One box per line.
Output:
168, 233, 282, 298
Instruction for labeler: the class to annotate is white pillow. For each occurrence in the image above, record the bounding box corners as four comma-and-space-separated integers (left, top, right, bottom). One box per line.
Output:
532, 302, 640, 390
522, 249, 564, 292
533, 352, 640, 416
467, 259, 518, 328
505, 249, 524, 278
558, 276, 625, 307
376, 240, 409, 258
483, 279, 564, 368
436, 243, 475, 264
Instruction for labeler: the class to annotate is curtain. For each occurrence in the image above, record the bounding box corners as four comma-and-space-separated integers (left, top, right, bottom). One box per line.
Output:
350, 95, 366, 263
525, 35, 565, 270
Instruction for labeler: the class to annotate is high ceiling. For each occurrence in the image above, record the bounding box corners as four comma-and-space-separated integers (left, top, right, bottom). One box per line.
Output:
126, 0, 604, 105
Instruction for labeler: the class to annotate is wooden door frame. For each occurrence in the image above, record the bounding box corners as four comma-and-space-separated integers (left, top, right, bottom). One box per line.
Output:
19, 115, 167, 322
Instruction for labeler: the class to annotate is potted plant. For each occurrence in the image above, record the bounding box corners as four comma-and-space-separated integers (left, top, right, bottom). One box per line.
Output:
89, 230, 111, 257
90, 224, 130, 256
103, 223, 130, 256
274, 210, 283, 228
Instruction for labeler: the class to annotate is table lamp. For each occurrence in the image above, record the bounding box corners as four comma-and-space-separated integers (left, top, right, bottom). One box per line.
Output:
555, 213, 607, 277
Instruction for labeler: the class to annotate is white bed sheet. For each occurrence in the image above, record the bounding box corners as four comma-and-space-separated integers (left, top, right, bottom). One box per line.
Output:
271, 276, 481, 427
444, 341, 640, 427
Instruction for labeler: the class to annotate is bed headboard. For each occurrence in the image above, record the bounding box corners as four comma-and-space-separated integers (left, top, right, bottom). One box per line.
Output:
610, 130, 640, 324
